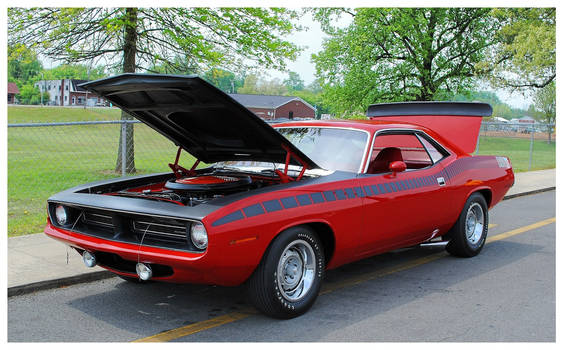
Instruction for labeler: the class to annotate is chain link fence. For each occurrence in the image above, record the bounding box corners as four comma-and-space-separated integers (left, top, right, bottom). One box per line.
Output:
7, 119, 556, 236
7, 120, 191, 236
475, 122, 555, 172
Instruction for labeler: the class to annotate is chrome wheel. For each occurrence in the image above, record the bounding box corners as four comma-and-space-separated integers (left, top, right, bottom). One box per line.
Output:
276, 239, 316, 302
465, 202, 485, 245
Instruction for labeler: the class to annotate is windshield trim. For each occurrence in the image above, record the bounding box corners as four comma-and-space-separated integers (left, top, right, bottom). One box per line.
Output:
274, 126, 372, 173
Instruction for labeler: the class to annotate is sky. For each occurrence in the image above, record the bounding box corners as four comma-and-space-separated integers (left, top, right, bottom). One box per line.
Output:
36, 6, 533, 110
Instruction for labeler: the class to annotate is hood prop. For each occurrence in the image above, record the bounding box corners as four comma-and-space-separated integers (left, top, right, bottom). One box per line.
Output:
275, 144, 309, 183
169, 147, 200, 179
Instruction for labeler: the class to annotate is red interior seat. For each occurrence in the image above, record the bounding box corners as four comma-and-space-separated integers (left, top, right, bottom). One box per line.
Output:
367, 147, 403, 174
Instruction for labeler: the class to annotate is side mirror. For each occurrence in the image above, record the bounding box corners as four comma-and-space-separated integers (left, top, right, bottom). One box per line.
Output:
389, 161, 406, 174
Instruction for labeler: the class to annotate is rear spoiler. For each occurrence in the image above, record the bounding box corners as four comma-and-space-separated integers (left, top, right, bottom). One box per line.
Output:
367, 102, 492, 154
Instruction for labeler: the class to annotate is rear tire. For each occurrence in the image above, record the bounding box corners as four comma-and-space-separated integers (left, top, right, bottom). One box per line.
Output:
247, 226, 325, 319
446, 192, 488, 257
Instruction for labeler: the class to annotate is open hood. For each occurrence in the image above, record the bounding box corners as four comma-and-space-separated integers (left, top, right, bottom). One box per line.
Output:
80, 74, 319, 168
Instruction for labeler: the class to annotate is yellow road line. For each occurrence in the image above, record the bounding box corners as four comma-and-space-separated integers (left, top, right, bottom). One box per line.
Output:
487, 217, 555, 243
132, 310, 253, 342
133, 217, 555, 342
489, 223, 498, 229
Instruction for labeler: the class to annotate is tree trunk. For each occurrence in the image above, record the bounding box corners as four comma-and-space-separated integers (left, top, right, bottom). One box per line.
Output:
115, 8, 138, 174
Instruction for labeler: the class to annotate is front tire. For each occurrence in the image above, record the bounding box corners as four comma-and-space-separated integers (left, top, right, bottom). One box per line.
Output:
247, 226, 325, 319
446, 192, 489, 257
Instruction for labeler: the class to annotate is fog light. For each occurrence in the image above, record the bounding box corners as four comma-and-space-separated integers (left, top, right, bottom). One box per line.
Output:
82, 251, 97, 268
136, 263, 153, 281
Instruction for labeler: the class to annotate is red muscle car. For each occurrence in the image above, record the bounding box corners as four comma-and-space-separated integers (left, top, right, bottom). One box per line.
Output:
44, 74, 514, 318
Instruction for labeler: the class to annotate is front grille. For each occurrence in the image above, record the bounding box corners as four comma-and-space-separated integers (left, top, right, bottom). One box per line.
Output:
48, 203, 202, 252
83, 211, 114, 228
132, 220, 189, 246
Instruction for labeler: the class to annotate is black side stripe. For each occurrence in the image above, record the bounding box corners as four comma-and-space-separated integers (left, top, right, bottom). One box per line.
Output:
212, 210, 245, 227
212, 161, 471, 226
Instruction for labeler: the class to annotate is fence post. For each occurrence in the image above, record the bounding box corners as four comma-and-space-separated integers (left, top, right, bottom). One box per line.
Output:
528, 126, 534, 171
475, 127, 481, 155
121, 121, 127, 176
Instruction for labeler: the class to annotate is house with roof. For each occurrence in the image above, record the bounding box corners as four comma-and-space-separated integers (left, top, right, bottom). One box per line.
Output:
8, 82, 20, 104
228, 93, 315, 120
34, 79, 108, 106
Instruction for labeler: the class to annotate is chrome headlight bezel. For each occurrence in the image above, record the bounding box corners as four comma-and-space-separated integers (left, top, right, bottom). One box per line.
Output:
190, 222, 208, 250
55, 204, 70, 226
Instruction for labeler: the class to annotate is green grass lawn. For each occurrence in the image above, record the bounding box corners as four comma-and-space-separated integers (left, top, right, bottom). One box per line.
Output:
7, 106, 555, 236
476, 136, 556, 172
8, 106, 197, 236
8, 105, 121, 123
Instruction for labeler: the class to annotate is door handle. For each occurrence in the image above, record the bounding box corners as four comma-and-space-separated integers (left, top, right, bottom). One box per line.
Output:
437, 177, 446, 186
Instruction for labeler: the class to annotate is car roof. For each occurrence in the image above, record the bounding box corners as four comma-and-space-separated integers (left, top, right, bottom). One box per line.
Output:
273, 119, 427, 133
274, 119, 463, 155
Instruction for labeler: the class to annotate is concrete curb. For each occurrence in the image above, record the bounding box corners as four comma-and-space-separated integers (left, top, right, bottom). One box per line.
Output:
503, 187, 556, 200
8, 270, 115, 297
8, 187, 556, 298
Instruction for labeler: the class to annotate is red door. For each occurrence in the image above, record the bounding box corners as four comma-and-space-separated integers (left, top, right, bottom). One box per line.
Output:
355, 131, 452, 257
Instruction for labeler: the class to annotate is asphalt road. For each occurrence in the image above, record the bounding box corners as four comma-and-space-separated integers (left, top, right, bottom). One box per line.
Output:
8, 191, 556, 342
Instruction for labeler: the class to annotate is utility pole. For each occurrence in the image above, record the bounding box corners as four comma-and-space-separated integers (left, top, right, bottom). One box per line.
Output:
84, 65, 91, 109
40, 72, 44, 106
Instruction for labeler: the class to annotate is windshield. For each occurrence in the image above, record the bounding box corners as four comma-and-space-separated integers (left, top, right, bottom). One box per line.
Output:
277, 127, 368, 172
215, 127, 368, 173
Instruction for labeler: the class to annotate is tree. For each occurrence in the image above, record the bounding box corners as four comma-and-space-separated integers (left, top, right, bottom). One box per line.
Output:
284, 71, 305, 92
43, 64, 107, 81
478, 8, 555, 90
491, 104, 513, 119
312, 8, 498, 115
17, 84, 49, 105
9, 7, 301, 173
237, 74, 288, 95
533, 82, 555, 143
237, 74, 261, 94
8, 44, 43, 85
259, 78, 289, 95
202, 68, 244, 93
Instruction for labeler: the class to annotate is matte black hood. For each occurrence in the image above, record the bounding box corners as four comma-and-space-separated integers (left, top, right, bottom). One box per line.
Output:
80, 74, 319, 168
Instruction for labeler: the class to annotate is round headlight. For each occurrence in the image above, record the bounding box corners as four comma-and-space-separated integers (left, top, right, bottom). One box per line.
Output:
55, 205, 69, 226
190, 222, 208, 250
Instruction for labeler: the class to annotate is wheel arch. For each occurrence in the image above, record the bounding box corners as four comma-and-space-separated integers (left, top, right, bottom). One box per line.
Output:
302, 222, 336, 267
445, 186, 491, 241
469, 187, 492, 208
272, 220, 336, 267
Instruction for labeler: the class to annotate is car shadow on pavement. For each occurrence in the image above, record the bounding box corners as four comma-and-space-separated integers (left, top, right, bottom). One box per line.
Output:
66, 239, 543, 341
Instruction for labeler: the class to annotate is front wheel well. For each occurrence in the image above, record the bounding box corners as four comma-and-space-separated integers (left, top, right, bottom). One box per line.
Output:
302, 222, 336, 266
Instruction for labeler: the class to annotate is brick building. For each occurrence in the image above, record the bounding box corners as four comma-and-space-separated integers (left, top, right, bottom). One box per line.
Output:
8, 82, 20, 104
229, 94, 315, 120
35, 79, 108, 106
